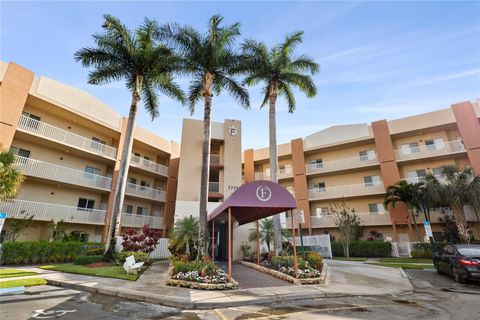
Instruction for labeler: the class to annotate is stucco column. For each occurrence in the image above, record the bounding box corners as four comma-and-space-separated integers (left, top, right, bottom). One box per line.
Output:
290, 138, 311, 235
243, 148, 255, 183
371, 120, 410, 241
163, 157, 180, 237
0, 62, 35, 150
102, 117, 128, 242
451, 101, 480, 175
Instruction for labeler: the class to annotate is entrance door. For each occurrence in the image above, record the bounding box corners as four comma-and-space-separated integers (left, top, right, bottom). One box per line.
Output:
398, 233, 409, 242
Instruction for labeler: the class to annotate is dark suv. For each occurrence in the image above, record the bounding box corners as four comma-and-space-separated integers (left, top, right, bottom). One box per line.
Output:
433, 244, 480, 283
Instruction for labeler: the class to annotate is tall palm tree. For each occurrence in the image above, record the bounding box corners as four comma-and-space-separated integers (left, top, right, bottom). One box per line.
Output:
433, 165, 480, 243
383, 180, 421, 241
170, 215, 199, 255
163, 15, 250, 257
241, 32, 319, 253
75, 15, 185, 257
0, 151, 24, 201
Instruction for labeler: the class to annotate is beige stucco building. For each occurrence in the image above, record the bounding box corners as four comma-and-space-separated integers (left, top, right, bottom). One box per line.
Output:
243, 100, 480, 242
0, 61, 180, 242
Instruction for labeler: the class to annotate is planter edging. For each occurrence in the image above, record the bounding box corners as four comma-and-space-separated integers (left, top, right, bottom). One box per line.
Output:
167, 265, 238, 290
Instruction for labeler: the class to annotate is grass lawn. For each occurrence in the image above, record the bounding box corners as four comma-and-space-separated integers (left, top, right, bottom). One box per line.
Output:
40, 264, 144, 281
367, 262, 434, 269
378, 258, 433, 264
333, 257, 369, 262
0, 269, 37, 279
0, 278, 47, 289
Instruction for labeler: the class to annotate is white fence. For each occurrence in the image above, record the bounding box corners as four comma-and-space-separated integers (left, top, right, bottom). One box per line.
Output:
290, 234, 332, 258
115, 236, 171, 259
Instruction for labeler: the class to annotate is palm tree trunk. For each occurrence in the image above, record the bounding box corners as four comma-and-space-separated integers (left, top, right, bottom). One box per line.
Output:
104, 92, 139, 257
453, 206, 470, 243
198, 75, 213, 259
410, 208, 421, 242
268, 88, 282, 255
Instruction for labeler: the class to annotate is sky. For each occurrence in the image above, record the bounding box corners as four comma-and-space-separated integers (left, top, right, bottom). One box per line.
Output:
1, 0, 480, 150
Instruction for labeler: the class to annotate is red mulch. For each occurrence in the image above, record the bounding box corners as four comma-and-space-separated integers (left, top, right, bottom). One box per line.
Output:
85, 262, 116, 268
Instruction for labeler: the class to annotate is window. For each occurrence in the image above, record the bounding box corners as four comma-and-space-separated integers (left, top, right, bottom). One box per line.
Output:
368, 203, 384, 214
359, 150, 375, 161
406, 169, 427, 182
91, 137, 106, 151
364, 175, 380, 187
9, 146, 31, 159
140, 180, 150, 190
432, 167, 444, 177
425, 138, 445, 151
136, 207, 148, 215
143, 155, 151, 166
124, 204, 133, 214
313, 182, 326, 191
84, 166, 101, 178
400, 142, 420, 155
127, 177, 137, 187
77, 198, 95, 211
310, 159, 323, 168
314, 207, 330, 217
22, 111, 41, 129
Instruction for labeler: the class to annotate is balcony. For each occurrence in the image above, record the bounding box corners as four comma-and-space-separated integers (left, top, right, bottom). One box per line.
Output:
306, 155, 378, 175
130, 154, 168, 177
125, 182, 166, 202
308, 181, 385, 201
0, 199, 106, 225
254, 168, 293, 181
121, 213, 164, 229
394, 140, 465, 162
208, 182, 220, 193
416, 206, 478, 223
14, 156, 112, 191
210, 154, 221, 165
286, 212, 391, 228
17, 115, 117, 160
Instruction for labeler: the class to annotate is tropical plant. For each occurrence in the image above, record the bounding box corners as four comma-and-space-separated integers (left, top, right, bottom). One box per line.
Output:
47, 219, 68, 242
248, 218, 275, 252
383, 180, 421, 241
75, 15, 185, 257
241, 31, 319, 253
428, 165, 480, 243
121, 224, 161, 254
163, 15, 250, 257
332, 203, 363, 258
2, 215, 34, 242
169, 215, 199, 256
0, 150, 24, 201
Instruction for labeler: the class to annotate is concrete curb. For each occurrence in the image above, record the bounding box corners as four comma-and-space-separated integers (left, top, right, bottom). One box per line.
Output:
239, 261, 327, 285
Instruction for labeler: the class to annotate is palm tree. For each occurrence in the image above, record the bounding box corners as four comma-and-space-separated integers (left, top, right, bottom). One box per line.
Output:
163, 15, 250, 257
75, 15, 185, 257
383, 180, 421, 241
0, 151, 24, 201
241, 32, 319, 253
170, 215, 199, 255
433, 165, 480, 243
249, 218, 275, 252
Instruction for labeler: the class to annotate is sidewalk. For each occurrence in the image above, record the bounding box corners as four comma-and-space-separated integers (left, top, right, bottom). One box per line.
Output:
6, 260, 413, 309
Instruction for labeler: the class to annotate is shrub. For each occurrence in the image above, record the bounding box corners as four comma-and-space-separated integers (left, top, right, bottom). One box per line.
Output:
331, 240, 392, 258
121, 225, 161, 254
240, 241, 251, 259
410, 249, 433, 259
74, 255, 103, 265
0, 241, 104, 265
115, 251, 149, 263
305, 251, 323, 271
87, 248, 104, 256
271, 256, 307, 270
172, 260, 217, 276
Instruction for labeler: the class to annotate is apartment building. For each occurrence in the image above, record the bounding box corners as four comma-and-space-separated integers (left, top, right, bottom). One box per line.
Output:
0, 61, 179, 242
243, 100, 480, 242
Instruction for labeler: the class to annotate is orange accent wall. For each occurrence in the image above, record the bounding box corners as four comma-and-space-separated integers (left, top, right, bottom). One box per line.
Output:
164, 157, 179, 236
452, 101, 480, 175
290, 138, 311, 233
243, 149, 254, 183
372, 120, 410, 240
0, 62, 34, 150
102, 118, 128, 241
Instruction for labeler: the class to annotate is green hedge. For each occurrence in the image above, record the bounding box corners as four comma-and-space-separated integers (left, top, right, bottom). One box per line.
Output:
0, 241, 104, 265
115, 251, 149, 263
74, 255, 103, 265
332, 241, 392, 258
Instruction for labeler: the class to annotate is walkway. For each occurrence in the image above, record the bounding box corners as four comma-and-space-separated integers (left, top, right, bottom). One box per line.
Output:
2, 259, 413, 309
218, 262, 291, 289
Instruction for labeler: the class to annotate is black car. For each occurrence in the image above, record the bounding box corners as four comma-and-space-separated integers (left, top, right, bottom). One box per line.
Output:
433, 244, 480, 283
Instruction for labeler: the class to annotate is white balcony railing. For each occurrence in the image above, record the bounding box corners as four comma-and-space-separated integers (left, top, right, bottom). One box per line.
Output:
254, 172, 264, 180
254, 168, 293, 180
125, 182, 166, 202
208, 182, 220, 193
17, 115, 117, 159
210, 154, 221, 165
121, 213, 164, 229
130, 154, 168, 177
394, 140, 465, 162
308, 181, 385, 201
416, 206, 479, 223
306, 154, 378, 175
286, 212, 391, 228
0, 199, 106, 225
14, 156, 112, 190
